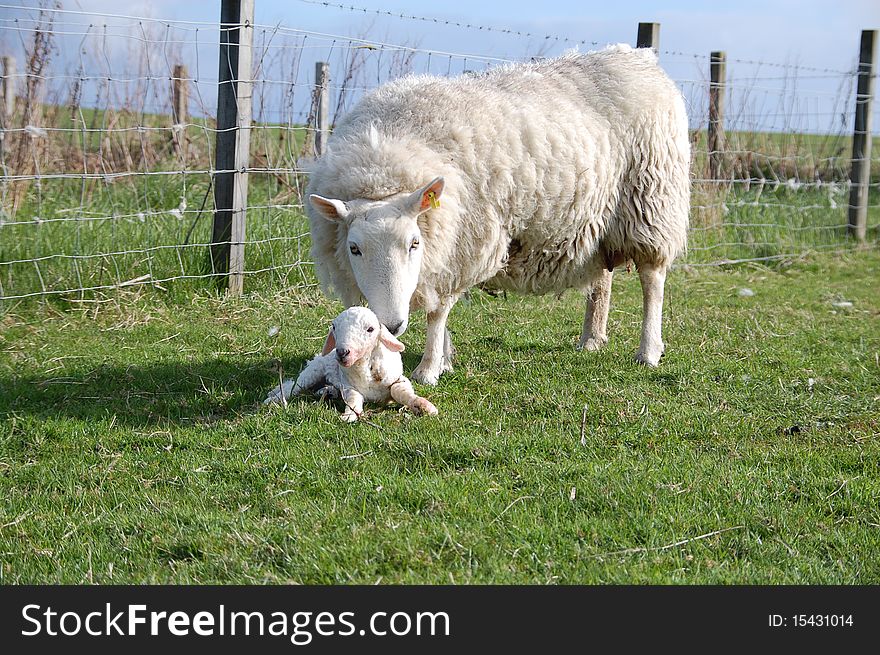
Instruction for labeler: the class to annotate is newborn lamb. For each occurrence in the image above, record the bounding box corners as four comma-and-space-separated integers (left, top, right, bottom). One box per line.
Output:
265, 307, 438, 422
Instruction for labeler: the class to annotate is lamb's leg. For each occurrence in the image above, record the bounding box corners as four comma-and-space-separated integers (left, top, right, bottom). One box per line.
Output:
389, 376, 438, 416
340, 387, 365, 423
264, 379, 297, 406
264, 359, 325, 405
635, 261, 667, 367
578, 268, 613, 351
412, 298, 455, 386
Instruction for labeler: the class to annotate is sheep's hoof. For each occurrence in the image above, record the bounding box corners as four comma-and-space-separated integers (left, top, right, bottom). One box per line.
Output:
410, 397, 439, 417
340, 411, 359, 423
577, 336, 608, 352
634, 350, 663, 367
411, 365, 441, 386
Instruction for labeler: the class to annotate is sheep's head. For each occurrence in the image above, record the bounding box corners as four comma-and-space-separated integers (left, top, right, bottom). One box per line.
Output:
321, 307, 404, 368
310, 177, 444, 337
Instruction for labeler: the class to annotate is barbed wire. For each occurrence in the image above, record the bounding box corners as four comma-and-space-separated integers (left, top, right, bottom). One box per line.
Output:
292, 0, 602, 48
291, 0, 860, 76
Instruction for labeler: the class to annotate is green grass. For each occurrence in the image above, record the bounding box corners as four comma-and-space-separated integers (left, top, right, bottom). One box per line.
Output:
1, 249, 878, 583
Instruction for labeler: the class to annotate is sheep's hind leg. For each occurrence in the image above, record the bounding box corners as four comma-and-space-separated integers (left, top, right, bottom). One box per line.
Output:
390, 377, 438, 416
412, 299, 456, 386
578, 268, 613, 351
442, 328, 456, 373
634, 260, 667, 367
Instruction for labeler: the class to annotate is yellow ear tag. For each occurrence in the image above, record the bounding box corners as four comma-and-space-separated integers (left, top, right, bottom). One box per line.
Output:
427, 191, 440, 209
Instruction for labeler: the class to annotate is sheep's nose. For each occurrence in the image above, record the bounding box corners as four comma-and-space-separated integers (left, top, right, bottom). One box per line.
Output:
387, 320, 405, 336
335, 348, 350, 361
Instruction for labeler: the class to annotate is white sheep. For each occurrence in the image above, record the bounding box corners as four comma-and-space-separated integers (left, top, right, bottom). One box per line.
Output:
306, 45, 690, 384
264, 307, 438, 422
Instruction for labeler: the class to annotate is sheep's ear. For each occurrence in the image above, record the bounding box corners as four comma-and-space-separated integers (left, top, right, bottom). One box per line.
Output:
379, 326, 405, 352
310, 194, 349, 222
407, 177, 445, 215
321, 328, 336, 356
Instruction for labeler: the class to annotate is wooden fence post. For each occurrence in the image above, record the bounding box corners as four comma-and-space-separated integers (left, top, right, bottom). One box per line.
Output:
708, 51, 727, 183
314, 61, 330, 157
171, 64, 188, 155
211, 0, 254, 295
636, 22, 660, 53
1, 56, 15, 161
848, 29, 877, 242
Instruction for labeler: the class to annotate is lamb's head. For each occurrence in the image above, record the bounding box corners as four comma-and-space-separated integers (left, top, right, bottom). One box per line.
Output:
321, 306, 404, 368
310, 177, 444, 336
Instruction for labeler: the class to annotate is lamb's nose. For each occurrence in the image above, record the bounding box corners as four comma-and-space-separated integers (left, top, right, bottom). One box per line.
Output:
335, 348, 350, 361
387, 320, 404, 336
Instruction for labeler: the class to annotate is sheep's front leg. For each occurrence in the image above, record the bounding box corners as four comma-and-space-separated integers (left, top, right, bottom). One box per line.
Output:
389, 377, 438, 416
578, 268, 613, 351
340, 387, 365, 423
412, 298, 455, 386
634, 261, 667, 367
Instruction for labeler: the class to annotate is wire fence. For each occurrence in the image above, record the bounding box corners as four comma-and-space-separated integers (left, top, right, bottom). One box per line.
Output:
0, 2, 877, 303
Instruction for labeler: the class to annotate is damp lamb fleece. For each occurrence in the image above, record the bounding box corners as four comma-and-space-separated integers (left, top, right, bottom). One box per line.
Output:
306, 45, 690, 377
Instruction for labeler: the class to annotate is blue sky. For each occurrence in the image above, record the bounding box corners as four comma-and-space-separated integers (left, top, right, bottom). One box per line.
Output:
45, 0, 877, 70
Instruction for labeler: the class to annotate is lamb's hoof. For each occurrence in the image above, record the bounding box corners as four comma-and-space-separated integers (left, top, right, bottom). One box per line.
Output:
264, 380, 293, 406
340, 411, 359, 423
577, 336, 608, 352
411, 365, 441, 386
634, 350, 663, 367
317, 385, 340, 402
410, 397, 439, 417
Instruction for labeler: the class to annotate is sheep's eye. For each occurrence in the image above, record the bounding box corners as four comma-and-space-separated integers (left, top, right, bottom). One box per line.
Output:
330, 323, 335, 330
349, 243, 361, 256
410, 238, 420, 251
366, 326, 375, 333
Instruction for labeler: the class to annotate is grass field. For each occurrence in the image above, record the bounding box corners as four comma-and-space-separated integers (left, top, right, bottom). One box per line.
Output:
1, 248, 878, 583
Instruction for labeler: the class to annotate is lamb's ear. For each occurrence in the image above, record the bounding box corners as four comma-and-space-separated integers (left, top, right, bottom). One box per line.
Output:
310, 195, 350, 222
379, 325, 405, 352
406, 177, 445, 215
321, 328, 336, 356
